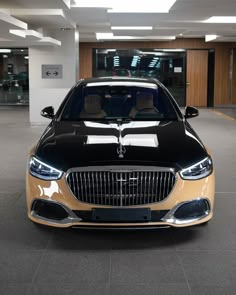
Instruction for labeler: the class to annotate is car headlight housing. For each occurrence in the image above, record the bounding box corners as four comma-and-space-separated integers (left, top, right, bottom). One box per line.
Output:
180, 157, 213, 180
29, 156, 63, 180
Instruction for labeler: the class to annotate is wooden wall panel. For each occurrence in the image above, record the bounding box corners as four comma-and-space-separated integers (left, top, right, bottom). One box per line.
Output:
214, 45, 231, 105
79, 45, 92, 79
232, 49, 236, 104
186, 50, 208, 107
79, 38, 236, 105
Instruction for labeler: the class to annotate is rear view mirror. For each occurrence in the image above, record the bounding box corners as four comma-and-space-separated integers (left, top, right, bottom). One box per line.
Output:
41, 106, 54, 119
184, 106, 199, 119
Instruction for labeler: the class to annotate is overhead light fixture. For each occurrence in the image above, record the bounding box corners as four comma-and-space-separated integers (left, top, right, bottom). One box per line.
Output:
3, 55, 8, 58
0, 49, 11, 53
205, 34, 218, 42
74, 0, 176, 13
111, 26, 153, 30
131, 55, 141, 67
204, 16, 236, 23
108, 0, 176, 13
73, 0, 112, 8
161, 49, 185, 52
96, 33, 135, 40
96, 33, 176, 40
24, 56, 29, 59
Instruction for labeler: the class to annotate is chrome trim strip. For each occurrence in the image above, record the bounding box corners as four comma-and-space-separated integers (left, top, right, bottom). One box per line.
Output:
30, 198, 81, 225
161, 197, 211, 225
66, 165, 175, 173
30, 198, 211, 227
66, 166, 176, 206
72, 226, 171, 230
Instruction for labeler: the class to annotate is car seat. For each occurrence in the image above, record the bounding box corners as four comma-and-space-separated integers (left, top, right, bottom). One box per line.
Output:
129, 92, 158, 118
80, 95, 106, 118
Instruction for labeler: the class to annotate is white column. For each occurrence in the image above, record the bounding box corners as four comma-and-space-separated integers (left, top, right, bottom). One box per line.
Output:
29, 29, 79, 124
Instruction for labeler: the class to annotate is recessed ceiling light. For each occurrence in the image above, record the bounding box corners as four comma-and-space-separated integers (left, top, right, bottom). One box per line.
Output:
74, 0, 176, 13
96, 33, 136, 40
108, 1, 176, 13
0, 49, 11, 53
73, 0, 112, 8
161, 49, 185, 52
111, 26, 153, 30
96, 33, 176, 40
205, 34, 218, 42
204, 16, 236, 23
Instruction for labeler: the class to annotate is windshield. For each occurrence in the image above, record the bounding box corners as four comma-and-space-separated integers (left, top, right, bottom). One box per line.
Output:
60, 82, 178, 121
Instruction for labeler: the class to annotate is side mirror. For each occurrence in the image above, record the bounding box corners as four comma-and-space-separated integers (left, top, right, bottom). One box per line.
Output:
184, 106, 199, 119
41, 106, 54, 119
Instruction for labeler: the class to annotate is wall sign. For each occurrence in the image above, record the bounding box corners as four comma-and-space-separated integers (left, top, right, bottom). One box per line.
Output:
174, 67, 182, 73
42, 64, 63, 79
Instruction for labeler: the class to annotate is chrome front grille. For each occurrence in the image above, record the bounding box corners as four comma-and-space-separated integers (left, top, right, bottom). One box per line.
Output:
66, 167, 176, 206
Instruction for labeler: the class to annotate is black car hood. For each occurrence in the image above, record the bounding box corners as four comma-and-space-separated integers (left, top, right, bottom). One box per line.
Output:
35, 120, 207, 172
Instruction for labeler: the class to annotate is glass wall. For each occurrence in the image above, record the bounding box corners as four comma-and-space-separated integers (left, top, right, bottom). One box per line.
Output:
0, 48, 29, 105
93, 49, 186, 106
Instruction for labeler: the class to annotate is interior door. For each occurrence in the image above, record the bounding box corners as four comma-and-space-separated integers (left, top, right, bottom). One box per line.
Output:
186, 50, 208, 106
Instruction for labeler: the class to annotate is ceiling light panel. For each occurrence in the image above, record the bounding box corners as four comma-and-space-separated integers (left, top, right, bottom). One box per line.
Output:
205, 34, 218, 42
74, 0, 176, 13
204, 16, 236, 23
0, 49, 11, 53
73, 0, 112, 8
108, 0, 176, 13
96, 33, 176, 40
111, 26, 153, 30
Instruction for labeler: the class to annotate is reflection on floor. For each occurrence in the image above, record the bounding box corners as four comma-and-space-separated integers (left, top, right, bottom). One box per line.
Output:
0, 107, 236, 295
212, 107, 236, 119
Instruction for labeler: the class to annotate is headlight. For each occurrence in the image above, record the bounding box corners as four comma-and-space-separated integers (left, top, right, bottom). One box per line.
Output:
180, 157, 213, 180
29, 156, 63, 180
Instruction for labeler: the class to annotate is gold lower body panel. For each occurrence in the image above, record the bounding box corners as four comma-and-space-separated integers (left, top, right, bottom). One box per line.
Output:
26, 172, 215, 228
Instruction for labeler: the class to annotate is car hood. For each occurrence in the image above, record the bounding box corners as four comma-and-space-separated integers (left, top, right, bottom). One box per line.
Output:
35, 120, 208, 172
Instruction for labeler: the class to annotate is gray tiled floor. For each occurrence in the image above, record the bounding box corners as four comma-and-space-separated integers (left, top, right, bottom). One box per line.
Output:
214, 107, 236, 119
0, 107, 236, 295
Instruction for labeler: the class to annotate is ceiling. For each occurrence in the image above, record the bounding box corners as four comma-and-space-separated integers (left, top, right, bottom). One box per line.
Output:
0, 0, 236, 47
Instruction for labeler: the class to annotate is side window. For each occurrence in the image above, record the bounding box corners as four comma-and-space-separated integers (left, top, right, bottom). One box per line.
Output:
61, 88, 84, 120
155, 87, 175, 116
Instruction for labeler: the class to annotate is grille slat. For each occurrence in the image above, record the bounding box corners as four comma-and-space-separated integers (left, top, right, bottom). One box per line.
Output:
67, 168, 175, 206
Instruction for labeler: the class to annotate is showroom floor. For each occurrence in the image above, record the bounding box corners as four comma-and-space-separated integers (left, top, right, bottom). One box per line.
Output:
0, 107, 236, 295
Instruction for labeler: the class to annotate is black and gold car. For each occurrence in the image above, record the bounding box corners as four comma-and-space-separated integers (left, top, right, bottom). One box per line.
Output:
26, 77, 215, 228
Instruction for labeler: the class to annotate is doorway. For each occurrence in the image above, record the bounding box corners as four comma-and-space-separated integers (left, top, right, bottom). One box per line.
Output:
186, 50, 208, 107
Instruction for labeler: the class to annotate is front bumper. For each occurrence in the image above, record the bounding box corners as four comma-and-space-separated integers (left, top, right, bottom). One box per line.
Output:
26, 172, 215, 228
